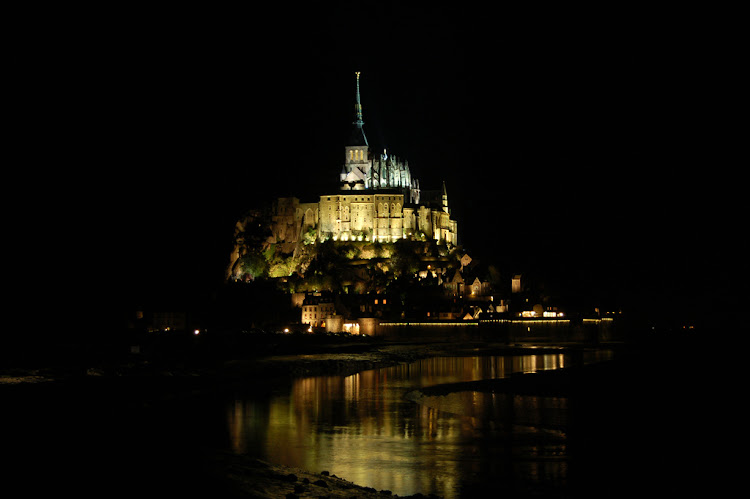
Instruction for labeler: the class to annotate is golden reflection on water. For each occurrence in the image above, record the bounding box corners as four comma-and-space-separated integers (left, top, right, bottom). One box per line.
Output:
228, 353, 600, 497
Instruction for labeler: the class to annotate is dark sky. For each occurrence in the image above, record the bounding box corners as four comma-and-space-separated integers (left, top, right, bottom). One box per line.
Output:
63, 3, 742, 317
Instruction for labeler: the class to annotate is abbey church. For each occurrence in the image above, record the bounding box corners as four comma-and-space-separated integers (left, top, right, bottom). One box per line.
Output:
268, 73, 458, 247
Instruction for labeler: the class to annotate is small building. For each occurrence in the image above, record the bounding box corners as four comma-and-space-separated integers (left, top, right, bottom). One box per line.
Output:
469, 277, 492, 298
301, 293, 336, 328
444, 269, 465, 297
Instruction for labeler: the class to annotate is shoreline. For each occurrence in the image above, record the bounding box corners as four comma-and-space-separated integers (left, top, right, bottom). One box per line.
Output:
1, 339, 638, 498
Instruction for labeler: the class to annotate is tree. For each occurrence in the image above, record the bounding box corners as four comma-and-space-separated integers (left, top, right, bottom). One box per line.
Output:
238, 250, 267, 280
391, 239, 421, 278
303, 227, 317, 245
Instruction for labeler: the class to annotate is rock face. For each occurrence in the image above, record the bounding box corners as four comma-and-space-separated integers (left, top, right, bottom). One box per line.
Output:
226, 210, 266, 281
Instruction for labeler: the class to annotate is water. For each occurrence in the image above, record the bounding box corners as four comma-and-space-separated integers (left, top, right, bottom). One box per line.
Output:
227, 351, 614, 497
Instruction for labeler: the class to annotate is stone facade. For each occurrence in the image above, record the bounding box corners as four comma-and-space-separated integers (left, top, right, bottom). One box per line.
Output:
268, 73, 458, 246
271, 190, 456, 245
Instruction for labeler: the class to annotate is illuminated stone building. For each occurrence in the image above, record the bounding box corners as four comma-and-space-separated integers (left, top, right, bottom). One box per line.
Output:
301, 294, 335, 328
270, 73, 458, 246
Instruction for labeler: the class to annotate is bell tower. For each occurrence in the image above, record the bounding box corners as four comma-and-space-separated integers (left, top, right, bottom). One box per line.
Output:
342, 72, 371, 190
346, 72, 369, 160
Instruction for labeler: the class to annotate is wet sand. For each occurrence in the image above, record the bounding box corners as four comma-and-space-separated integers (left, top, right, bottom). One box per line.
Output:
1, 337, 705, 497
0, 339, 489, 497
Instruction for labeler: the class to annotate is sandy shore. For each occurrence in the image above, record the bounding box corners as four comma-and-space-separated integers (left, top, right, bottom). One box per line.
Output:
211, 451, 439, 498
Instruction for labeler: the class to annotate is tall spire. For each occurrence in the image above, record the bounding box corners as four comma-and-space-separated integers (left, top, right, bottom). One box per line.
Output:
355, 71, 364, 126
442, 180, 449, 214
349, 72, 368, 146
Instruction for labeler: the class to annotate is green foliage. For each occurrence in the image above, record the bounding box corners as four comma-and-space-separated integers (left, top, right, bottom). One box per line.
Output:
267, 249, 298, 277
268, 260, 291, 278
245, 232, 457, 293
344, 244, 359, 259
436, 240, 449, 257
238, 250, 267, 280
390, 239, 422, 278
359, 243, 377, 259
263, 244, 275, 261
303, 227, 317, 245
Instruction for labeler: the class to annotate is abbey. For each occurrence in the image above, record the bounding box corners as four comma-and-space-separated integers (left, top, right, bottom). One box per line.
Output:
270, 73, 458, 246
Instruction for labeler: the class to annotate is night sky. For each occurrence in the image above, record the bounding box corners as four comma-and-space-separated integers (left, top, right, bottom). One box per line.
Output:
62, 3, 742, 326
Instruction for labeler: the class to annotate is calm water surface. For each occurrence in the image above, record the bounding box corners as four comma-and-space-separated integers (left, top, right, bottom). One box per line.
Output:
227, 351, 612, 497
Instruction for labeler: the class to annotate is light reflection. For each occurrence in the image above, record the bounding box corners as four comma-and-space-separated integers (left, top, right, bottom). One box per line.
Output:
228, 353, 603, 497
